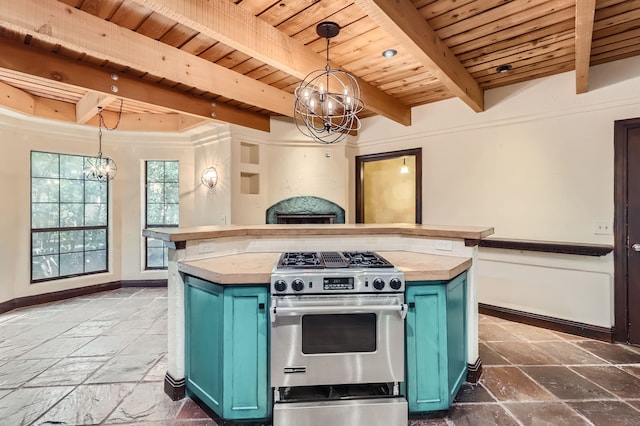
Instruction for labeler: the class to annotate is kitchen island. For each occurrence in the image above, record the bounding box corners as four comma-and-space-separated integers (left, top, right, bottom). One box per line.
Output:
143, 224, 493, 418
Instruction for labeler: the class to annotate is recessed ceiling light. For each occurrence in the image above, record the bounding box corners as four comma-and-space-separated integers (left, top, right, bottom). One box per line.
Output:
382, 49, 397, 58
496, 64, 512, 73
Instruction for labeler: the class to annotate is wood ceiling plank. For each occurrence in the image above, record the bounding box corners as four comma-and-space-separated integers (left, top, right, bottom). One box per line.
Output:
0, 39, 270, 131
109, 1, 152, 30
79, 0, 124, 20
135, 11, 178, 40
594, 7, 640, 31
425, 0, 513, 31
592, 17, 640, 40
0, 0, 294, 117
179, 33, 216, 55
0, 80, 36, 116
258, 0, 319, 27
159, 23, 198, 48
236, 0, 281, 15
575, 0, 596, 94
275, 0, 352, 36
591, 44, 640, 64
414, 0, 476, 21
128, 0, 411, 125
592, 26, 640, 50
354, 0, 484, 112
479, 61, 575, 89
474, 55, 575, 85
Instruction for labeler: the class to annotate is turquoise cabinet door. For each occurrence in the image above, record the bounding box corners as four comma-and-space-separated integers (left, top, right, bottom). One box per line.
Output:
405, 271, 467, 413
184, 276, 270, 421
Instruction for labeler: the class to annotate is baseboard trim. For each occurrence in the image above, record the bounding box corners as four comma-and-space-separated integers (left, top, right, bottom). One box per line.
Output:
466, 357, 482, 383
479, 303, 614, 342
164, 372, 186, 401
0, 279, 168, 315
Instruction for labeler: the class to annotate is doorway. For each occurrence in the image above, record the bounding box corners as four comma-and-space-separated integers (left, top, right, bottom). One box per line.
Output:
614, 118, 640, 344
355, 148, 422, 224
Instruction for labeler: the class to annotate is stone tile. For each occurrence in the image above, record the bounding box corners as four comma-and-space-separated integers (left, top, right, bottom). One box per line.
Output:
18, 336, 94, 359
534, 341, 607, 365
177, 398, 215, 420
485, 341, 557, 365
620, 365, 640, 379
568, 401, 640, 426
70, 335, 138, 357
105, 320, 155, 336
499, 322, 565, 342
143, 355, 168, 382
13, 322, 78, 340
452, 382, 495, 403
522, 366, 616, 400
37, 383, 136, 425
0, 323, 32, 340
628, 400, 640, 410
479, 342, 511, 366
0, 338, 45, 360
146, 317, 168, 335
409, 415, 448, 426
478, 314, 499, 324
86, 353, 161, 384
104, 382, 185, 423
120, 334, 167, 356
61, 320, 119, 337
480, 366, 554, 402
447, 403, 520, 426
0, 358, 58, 389
572, 365, 640, 398
91, 307, 143, 321
504, 402, 591, 426
26, 357, 108, 387
478, 323, 523, 342
0, 386, 72, 425
575, 340, 640, 364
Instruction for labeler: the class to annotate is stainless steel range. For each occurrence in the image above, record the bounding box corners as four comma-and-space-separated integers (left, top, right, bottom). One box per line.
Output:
270, 251, 408, 426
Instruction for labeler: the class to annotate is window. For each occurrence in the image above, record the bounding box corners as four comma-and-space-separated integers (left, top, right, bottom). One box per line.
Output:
31, 151, 108, 282
145, 160, 179, 269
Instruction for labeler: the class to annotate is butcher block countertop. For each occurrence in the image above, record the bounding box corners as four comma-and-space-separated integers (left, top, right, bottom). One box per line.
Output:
178, 251, 471, 285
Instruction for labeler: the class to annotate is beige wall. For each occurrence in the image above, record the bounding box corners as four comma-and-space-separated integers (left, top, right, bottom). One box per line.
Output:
363, 156, 416, 223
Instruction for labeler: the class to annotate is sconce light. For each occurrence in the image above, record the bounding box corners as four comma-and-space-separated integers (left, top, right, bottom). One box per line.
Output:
400, 157, 409, 174
201, 166, 218, 190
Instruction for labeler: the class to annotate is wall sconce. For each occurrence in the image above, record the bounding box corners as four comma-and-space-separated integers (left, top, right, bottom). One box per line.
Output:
201, 166, 218, 190
400, 157, 409, 174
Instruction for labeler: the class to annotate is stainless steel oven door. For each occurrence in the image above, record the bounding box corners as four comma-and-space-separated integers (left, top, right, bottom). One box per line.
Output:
270, 294, 406, 388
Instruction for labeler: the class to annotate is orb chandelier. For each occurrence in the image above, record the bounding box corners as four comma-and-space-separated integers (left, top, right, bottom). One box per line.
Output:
84, 99, 122, 182
293, 22, 364, 144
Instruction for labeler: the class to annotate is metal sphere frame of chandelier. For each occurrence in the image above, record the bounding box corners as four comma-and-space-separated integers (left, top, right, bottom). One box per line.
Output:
294, 22, 364, 145
84, 100, 122, 182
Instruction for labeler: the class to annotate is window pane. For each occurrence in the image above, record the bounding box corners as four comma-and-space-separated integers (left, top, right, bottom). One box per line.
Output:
32, 255, 59, 280
165, 204, 179, 225
165, 183, 179, 204
165, 162, 179, 182
60, 155, 84, 179
147, 182, 164, 203
85, 250, 106, 273
32, 203, 60, 229
60, 180, 84, 203
32, 232, 59, 256
60, 253, 84, 276
146, 161, 164, 182
60, 203, 84, 228
146, 246, 167, 269
85, 204, 107, 226
60, 230, 84, 253
146, 204, 164, 225
32, 178, 59, 203
145, 160, 178, 270
85, 181, 107, 204
85, 229, 106, 251
31, 152, 59, 178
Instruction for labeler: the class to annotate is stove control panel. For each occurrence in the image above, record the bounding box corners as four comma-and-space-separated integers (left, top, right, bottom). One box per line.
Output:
270, 271, 404, 295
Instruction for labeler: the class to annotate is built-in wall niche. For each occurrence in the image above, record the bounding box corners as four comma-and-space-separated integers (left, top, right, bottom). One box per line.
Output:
240, 142, 259, 165
241, 172, 260, 194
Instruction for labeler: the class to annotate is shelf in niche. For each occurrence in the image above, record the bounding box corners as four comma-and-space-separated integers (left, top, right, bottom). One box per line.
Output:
240, 142, 259, 165
241, 172, 260, 195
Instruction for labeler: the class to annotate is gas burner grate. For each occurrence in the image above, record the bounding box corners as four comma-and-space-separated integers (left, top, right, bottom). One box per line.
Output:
277, 252, 321, 269
342, 251, 394, 268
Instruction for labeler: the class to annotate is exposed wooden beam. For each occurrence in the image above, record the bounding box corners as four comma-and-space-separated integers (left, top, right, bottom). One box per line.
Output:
0, 39, 270, 132
129, 0, 411, 126
575, 0, 596, 94
0, 0, 292, 118
353, 0, 484, 112
76, 92, 116, 124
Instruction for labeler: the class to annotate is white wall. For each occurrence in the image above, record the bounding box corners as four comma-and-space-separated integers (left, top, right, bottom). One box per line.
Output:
351, 56, 640, 327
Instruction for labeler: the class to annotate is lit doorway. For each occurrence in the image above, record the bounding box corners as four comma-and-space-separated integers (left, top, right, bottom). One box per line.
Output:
355, 148, 422, 224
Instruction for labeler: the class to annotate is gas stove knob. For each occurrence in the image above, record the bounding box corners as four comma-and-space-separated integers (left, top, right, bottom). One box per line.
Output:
390, 278, 402, 290
373, 278, 385, 290
274, 280, 287, 292
291, 279, 305, 292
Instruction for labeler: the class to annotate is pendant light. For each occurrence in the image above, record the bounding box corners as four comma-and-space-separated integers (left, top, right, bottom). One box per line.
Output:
84, 99, 123, 182
400, 157, 409, 174
293, 22, 364, 144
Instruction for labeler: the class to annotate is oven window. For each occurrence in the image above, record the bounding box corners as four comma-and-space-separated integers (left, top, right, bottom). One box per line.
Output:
302, 313, 376, 354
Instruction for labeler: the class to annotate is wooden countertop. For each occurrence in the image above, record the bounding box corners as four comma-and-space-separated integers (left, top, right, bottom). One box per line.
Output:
144, 224, 494, 243
178, 251, 471, 285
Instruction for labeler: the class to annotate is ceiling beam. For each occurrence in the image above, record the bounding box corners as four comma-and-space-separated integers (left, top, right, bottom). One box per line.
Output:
575, 0, 596, 94
0, 0, 293, 118
129, 0, 411, 126
76, 93, 116, 124
353, 0, 484, 113
0, 39, 270, 132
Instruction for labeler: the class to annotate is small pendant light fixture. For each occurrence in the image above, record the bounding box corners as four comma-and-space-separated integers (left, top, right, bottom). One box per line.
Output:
84, 99, 123, 182
400, 157, 409, 174
200, 166, 219, 191
293, 22, 364, 144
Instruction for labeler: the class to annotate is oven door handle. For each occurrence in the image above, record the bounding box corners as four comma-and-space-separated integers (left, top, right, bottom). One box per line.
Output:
270, 304, 408, 322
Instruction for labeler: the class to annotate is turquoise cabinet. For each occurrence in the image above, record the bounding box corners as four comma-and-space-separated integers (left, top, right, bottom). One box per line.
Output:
184, 275, 270, 421
405, 271, 467, 413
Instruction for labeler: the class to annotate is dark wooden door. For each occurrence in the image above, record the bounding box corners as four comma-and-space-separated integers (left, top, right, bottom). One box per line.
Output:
614, 119, 640, 344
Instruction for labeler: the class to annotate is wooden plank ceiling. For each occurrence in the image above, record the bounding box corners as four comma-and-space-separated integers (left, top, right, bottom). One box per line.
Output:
0, 0, 638, 132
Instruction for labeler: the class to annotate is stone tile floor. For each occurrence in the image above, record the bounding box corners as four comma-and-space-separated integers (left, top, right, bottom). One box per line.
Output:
0, 287, 639, 425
